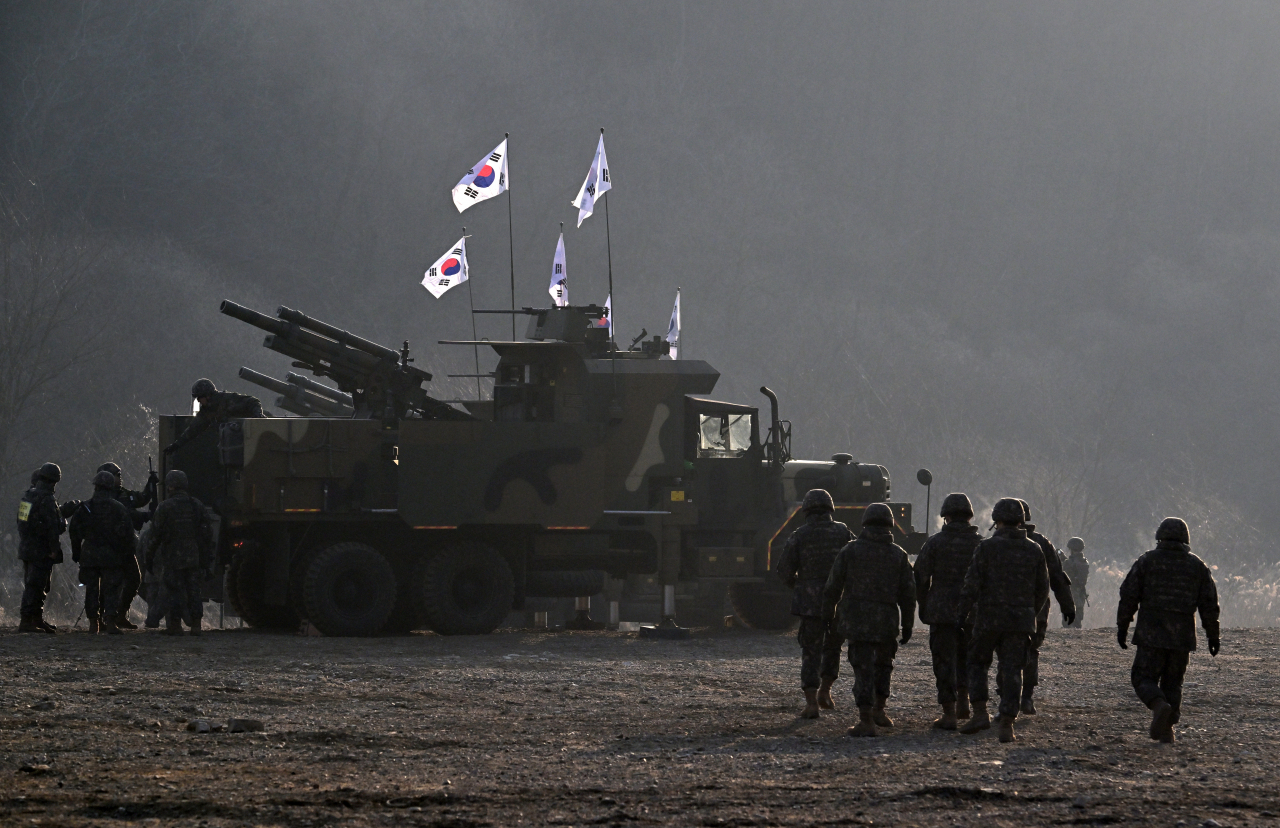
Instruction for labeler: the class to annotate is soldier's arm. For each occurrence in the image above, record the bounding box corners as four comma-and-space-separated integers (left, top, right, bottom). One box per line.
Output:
959, 545, 984, 609
1034, 555, 1050, 612
775, 532, 801, 588
820, 546, 850, 620
1116, 557, 1144, 627
228, 394, 264, 417
170, 409, 214, 450
38, 496, 64, 552
144, 506, 164, 569
1198, 566, 1221, 644
913, 541, 933, 608
68, 512, 84, 562
898, 554, 917, 636
1045, 543, 1075, 613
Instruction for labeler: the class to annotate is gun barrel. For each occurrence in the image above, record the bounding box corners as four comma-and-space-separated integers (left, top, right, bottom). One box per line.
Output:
286, 372, 352, 406
239, 367, 352, 416
276, 306, 402, 364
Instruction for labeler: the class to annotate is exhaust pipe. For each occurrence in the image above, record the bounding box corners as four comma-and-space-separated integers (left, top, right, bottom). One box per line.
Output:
760, 386, 783, 465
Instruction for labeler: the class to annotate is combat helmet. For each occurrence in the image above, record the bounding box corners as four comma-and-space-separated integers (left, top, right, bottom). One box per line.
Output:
801, 488, 834, 515
92, 470, 117, 489
97, 462, 122, 479
1017, 499, 1032, 523
191, 378, 217, 399
35, 462, 61, 484
1155, 517, 1190, 545
991, 498, 1024, 525
939, 492, 974, 519
1067, 537, 1085, 553
165, 469, 189, 491
862, 502, 894, 528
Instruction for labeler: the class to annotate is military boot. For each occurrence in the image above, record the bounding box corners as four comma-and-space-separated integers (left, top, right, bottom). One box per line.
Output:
161, 623, 184, 636
959, 701, 991, 734
35, 615, 57, 633
817, 679, 836, 710
188, 626, 201, 637
103, 621, 122, 635
872, 697, 894, 728
996, 714, 1016, 743
956, 689, 971, 720
87, 616, 100, 634
17, 614, 41, 633
848, 705, 878, 737
1020, 691, 1037, 715
115, 613, 137, 630
1148, 699, 1174, 742
800, 689, 819, 719
932, 701, 958, 731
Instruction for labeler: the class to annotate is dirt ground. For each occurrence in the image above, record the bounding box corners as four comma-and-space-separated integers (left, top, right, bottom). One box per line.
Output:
0, 623, 1275, 828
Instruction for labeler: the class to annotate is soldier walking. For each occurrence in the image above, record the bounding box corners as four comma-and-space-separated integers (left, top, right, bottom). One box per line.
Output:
1062, 537, 1089, 628
775, 489, 853, 718
164, 378, 263, 454
1018, 500, 1075, 714
96, 462, 158, 630
821, 503, 915, 738
959, 498, 1049, 743
914, 493, 982, 730
16, 463, 67, 633
68, 471, 137, 634
1117, 517, 1220, 743
144, 470, 213, 636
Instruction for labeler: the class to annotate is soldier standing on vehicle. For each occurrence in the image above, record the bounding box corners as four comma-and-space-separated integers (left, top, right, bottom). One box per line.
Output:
1062, 537, 1089, 628
914, 493, 982, 731
959, 498, 1049, 743
776, 489, 854, 718
164, 378, 263, 454
1117, 517, 1219, 744
1017, 500, 1075, 714
69, 472, 137, 635
822, 502, 915, 738
16, 463, 67, 633
96, 461, 158, 630
145, 470, 213, 636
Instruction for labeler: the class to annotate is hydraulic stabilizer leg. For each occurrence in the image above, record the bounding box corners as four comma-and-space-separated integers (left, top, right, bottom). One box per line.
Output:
640, 584, 690, 639
565, 595, 605, 630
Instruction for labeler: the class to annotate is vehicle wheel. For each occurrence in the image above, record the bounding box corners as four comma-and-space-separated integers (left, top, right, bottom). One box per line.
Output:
232, 542, 300, 630
729, 581, 797, 630
420, 543, 514, 635
524, 569, 606, 598
302, 542, 397, 637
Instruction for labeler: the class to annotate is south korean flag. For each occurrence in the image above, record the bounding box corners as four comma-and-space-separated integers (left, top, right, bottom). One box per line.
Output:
548, 232, 568, 307
666, 288, 680, 359
571, 131, 611, 227
422, 237, 469, 298
451, 138, 509, 213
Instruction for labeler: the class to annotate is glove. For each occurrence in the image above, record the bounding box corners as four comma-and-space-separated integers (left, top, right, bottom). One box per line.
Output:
899, 626, 912, 645
1063, 611, 1075, 626
1209, 638, 1220, 656
1117, 625, 1129, 649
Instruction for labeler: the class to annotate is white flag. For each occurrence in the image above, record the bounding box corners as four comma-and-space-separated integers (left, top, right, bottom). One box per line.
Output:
666, 288, 680, 359
571, 132, 611, 227
451, 138, 509, 213
548, 232, 568, 307
422, 237, 469, 298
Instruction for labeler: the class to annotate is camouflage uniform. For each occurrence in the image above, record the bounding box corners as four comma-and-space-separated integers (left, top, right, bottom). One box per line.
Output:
167, 389, 263, 452
1022, 519, 1075, 705
915, 520, 982, 704
1062, 547, 1089, 628
102, 465, 158, 625
16, 473, 66, 628
145, 484, 213, 633
1117, 518, 1219, 738
776, 509, 853, 690
822, 519, 915, 710
69, 488, 136, 630
961, 525, 1049, 722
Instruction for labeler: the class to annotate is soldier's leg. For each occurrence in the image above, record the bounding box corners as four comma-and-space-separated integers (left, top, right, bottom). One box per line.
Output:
818, 623, 843, 710
994, 633, 1029, 721
796, 617, 823, 690
1130, 646, 1167, 707
959, 630, 996, 733
100, 567, 124, 628
161, 566, 184, 632
116, 553, 141, 626
870, 638, 898, 726
849, 641, 878, 709
183, 568, 204, 632
1022, 609, 1048, 712
1161, 649, 1191, 725
81, 567, 101, 625
930, 624, 959, 704
21, 559, 53, 618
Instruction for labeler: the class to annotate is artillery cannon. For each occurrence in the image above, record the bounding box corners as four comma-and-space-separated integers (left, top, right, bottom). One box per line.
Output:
238, 367, 355, 418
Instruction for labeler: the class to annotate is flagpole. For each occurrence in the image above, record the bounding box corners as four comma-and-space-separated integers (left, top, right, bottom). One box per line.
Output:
601, 128, 621, 417
505, 132, 516, 340
463, 226, 482, 400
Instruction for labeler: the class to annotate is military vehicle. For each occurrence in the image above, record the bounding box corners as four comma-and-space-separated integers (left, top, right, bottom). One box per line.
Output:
160, 301, 925, 636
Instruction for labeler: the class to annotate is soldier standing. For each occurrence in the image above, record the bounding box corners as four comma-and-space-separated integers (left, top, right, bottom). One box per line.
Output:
914, 493, 982, 730
145, 470, 213, 636
821, 502, 915, 738
96, 461, 158, 630
164, 378, 263, 454
68, 472, 137, 634
959, 498, 1049, 743
1017, 500, 1075, 714
16, 463, 67, 633
1117, 517, 1219, 743
775, 489, 853, 718
1062, 537, 1089, 628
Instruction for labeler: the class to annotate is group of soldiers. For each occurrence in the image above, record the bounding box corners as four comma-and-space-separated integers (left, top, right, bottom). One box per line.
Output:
14, 461, 215, 636
778, 489, 1221, 744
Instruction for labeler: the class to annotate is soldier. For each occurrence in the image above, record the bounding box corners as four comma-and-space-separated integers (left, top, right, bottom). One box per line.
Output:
1062, 537, 1089, 628
1117, 517, 1219, 744
68, 471, 137, 634
96, 461, 158, 630
775, 489, 853, 718
1017, 500, 1075, 714
914, 492, 982, 730
144, 470, 213, 636
821, 502, 915, 738
163, 378, 263, 454
959, 497, 1049, 743
16, 463, 67, 633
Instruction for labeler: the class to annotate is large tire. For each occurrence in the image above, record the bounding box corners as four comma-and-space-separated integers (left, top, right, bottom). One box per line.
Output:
524, 570, 606, 598
730, 581, 797, 630
231, 543, 300, 630
420, 543, 514, 635
302, 542, 396, 636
